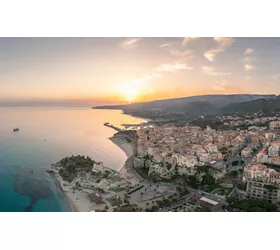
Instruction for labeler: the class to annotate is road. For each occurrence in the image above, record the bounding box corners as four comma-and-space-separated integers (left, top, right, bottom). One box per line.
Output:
186, 186, 228, 206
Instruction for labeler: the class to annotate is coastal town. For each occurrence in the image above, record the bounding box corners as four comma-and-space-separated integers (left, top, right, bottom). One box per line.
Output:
49, 111, 280, 212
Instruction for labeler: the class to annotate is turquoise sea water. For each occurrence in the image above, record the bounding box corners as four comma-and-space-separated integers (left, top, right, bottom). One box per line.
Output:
0, 107, 145, 212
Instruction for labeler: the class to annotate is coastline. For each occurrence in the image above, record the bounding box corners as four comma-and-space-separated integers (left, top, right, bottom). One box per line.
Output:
51, 116, 143, 212
109, 136, 134, 158
51, 172, 78, 212
109, 133, 142, 184
51, 171, 103, 212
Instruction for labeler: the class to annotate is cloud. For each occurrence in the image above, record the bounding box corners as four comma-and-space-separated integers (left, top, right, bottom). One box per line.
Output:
204, 37, 235, 61
213, 80, 243, 93
169, 49, 195, 58
243, 48, 257, 71
204, 49, 224, 62
244, 48, 254, 55
243, 56, 256, 64
156, 62, 193, 73
244, 64, 255, 71
213, 80, 230, 91
214, 37, 235, 49
131, 75, 153, 84
160, 40, 196, 59
202, 66, 231, 76
159, 42, 179, 48
120, 38, 142, 50
181, 37, 199, 47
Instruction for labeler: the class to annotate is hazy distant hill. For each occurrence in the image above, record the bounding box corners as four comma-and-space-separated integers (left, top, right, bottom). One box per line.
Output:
94, 94, 276, 116
222, 95, 280, 114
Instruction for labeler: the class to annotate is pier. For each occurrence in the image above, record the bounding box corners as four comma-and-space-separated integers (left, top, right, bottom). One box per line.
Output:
104, 122, 124, 132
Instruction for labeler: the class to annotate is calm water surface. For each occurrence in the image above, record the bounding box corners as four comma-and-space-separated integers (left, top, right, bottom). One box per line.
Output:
0, 107, 145, 212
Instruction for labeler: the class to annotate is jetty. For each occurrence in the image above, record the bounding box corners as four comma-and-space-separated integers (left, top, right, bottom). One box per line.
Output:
104, 122, 124, 132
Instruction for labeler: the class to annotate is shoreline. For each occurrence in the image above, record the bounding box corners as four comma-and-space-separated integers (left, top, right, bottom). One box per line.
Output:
109, 136, 134, 158
51, 115, 142, 212
109, 133, 142, 184
51, 170, 104, 212
51, 172, 78, 212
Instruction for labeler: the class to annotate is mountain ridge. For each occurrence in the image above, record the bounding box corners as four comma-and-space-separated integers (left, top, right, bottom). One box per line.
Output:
94, 94, 277, 115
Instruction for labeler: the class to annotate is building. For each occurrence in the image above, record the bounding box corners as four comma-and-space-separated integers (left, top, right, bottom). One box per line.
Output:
266, 156, 280, 166
265, 132, 276, 140
92, 162, 105, 173
268, 144, 280, 157
269, 121, 280, 129
198, 197, 219, 210
243, 164, 280, 204
204, 143, 218, 153
88, 193, 103, 204
241, 146, 253, 158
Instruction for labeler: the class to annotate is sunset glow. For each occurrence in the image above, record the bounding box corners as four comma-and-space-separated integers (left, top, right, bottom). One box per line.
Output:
0, 37, 279, 106
118, 84, 141, 103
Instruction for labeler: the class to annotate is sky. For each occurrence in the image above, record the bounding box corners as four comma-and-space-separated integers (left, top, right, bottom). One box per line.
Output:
0, 37, 280, 106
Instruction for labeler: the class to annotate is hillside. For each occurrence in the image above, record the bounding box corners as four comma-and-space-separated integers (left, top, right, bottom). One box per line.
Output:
222, 96, 280, 115
94, 94, 276, 118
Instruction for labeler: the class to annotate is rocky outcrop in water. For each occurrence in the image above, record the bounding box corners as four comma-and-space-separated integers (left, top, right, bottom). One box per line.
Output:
13, 167, 53, 212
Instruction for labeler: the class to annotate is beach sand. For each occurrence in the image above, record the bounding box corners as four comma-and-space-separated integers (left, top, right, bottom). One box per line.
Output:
63, 188, 105, 212
109, 135, 140, 185
109, 137, 134, 158
52, 132, 137, 212
53, 172, 105, 212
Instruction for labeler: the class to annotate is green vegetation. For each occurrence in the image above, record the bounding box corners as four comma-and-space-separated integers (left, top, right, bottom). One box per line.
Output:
197, 165, 211, 173
237, 182, 247, 191
156, 198, 171, 207
227, 198, 277, 212
219, 146, 229, 154
114, 204, 140, 212
185, 175, 199, 189
226, 170, 238, 177
232, 161, 239, 166
166, 163, 172, 170
95, 187, 107, 194
107, 196, 122, 207
263, 163, 280, 172
201, 173, 217, 191
189, 117, 226, 130
58, 155, 94, 182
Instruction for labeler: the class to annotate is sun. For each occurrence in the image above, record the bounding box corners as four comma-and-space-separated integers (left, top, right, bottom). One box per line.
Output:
118, 84, 140, 103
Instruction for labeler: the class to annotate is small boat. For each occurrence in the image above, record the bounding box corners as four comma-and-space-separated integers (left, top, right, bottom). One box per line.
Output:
13, 128, 20, 132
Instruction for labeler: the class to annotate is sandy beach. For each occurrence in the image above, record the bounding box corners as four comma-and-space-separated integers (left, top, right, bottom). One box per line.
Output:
109, 136, 134, 158
52, 171, 106, 212
51, 131, 138, 212
109, 134, 140, 185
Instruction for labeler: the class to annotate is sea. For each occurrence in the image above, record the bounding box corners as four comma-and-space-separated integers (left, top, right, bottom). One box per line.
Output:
0, 107, 146, 212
